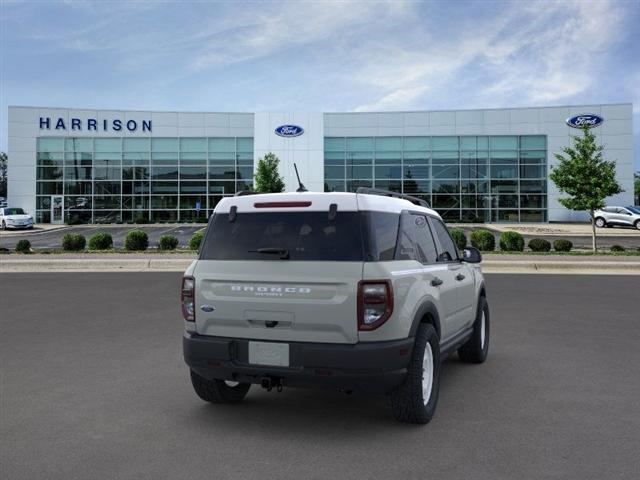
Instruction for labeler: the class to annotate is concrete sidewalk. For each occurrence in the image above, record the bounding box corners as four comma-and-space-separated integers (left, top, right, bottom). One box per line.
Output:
2, 253, 639, 274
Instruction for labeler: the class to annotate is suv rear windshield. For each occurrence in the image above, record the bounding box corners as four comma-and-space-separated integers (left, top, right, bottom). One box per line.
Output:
200, 211, 401, 262
201, 212, 364, 261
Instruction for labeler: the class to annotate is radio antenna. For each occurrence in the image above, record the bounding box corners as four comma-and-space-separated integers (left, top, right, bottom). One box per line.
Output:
293, 163, 308, 192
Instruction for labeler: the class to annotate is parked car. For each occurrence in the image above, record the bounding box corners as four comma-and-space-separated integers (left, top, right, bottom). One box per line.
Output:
0, 207, 34, 230
182, 189, 489, 424
0, 197, 7, 208
594, 206, 640, 230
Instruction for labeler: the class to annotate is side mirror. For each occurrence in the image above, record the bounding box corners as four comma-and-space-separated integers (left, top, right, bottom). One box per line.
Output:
462, 247, 482, 264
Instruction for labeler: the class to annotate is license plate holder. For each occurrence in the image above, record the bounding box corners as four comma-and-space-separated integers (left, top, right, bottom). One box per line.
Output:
248, 341, 290, 367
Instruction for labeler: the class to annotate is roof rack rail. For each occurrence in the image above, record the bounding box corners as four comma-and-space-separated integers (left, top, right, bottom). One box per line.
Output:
235, 190, 257, 196
355, 187, 430, 208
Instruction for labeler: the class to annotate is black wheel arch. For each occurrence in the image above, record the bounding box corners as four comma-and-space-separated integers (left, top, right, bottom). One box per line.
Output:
409, 301, 442, 340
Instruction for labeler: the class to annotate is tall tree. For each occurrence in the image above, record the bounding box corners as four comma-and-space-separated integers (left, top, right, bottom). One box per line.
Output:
254, 152, 285, 193
0, 152, 7, 198
550, 128, 623, 251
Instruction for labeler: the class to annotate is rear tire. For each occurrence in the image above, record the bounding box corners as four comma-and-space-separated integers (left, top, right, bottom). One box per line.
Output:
458, 296, 490, 363
388, 323, 440, 424
635, 220, 640, 230
595, 217, 606, 228
190, 370, 251, 404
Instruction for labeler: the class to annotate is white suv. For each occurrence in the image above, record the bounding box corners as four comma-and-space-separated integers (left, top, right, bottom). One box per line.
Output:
182, 189, 489, 424
594, 206, 640, 230
0, 207, 35, 230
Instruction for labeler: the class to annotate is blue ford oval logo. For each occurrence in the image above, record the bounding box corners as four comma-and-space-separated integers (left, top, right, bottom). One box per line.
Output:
566, 114, 604, 129
275, 125, 304, 137
200, 305, 215, 312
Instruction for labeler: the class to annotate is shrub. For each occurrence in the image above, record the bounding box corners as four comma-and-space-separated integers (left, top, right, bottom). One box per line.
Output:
62, 233, 86, 251
15, 239, 31, 253
553, 239, 573, 252
134, 215, 149, 224
189, 231, 205, 251
196, 216, 208, 224
158, 235, 179, 251
66, 215, 83, 226
610, 244, 625, 252
499, 231, 525, 252
88, 232, 113, 250
470, 229, 495, 251
125, 230, 149, 251
528, 238, 551, 252
449, 228, 467, 251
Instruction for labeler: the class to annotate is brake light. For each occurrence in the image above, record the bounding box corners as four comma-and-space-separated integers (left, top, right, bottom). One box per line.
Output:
181, 276, 195, 322
254, 201, 312, 208
358, 280, 393, 331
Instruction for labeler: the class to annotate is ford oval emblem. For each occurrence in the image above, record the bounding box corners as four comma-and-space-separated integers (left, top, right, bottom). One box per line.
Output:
275, 125, 304, 137
200, 305, 215, 312
566, 114, 604, 129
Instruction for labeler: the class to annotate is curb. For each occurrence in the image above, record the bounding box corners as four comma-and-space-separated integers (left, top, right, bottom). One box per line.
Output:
1, 258, 639, 274
0, 258, 195, 273
482, 260, 640, 275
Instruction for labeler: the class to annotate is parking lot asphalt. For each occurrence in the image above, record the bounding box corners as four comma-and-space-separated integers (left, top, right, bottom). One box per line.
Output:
0, 225, 204, 249
2, 273, 639, 480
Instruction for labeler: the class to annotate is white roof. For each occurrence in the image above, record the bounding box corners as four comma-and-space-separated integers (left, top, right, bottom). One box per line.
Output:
214, 191, 440, 218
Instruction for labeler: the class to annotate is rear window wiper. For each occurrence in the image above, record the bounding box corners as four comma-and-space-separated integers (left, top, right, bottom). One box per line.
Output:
249, 247, 290, 259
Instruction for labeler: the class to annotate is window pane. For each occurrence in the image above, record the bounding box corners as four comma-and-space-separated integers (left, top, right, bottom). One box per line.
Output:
37, 166, 63, 180
94, 182, 121, 195
93, 167, 120, 180
431, 136, 458, 151
65, 138, 93, 151
375, 137, 401, 151
520, 150, 546, 164
237, 167, 252, 180
374, 165, 402, 178
151, 182, 178, 194
346, 152, 372, 165
490, 136, 518, 150
324, 151, 345, 165
432, 165, 459, 179
432, 180, 459, 193
324, 166, 344, 179
396, 213, 437, 263
490, 151, 518, 164
151, 167, 178, 180
374, 180, 402, 192
431, 151, 458, 164
64, 166, 92, 180
460, 137, 476, 150
208, 181, 239, 194
209, 167, 236, 179
431, 218, 459, 261
490, 165, 518, 179
180, 167, 206, 180
151, 152, 179, 164
94, 138, 122, 152
403, 137, 429, 151
93, 196, 121, 209
209, 138, 235, 152
324, 180, 344, 192
38, 137, 64, 151
346, 137, 373, 151
520, 164, 545, 179
520, 135, 546, 150
180, 182, 207, 194
208, 152, 235, 165
375, 151, 401, 164
324, 137, 345, 151
403, 151, 429, 163
402, 180, 430, 195
180, 138, 206, 152
403, 165, 429, 179
37, 152, 63, 165
236, 137, 254, 152
152, 138, 179, 151
124, 138, 150, 152
491, 180, 518, 193
151, 196, 178, 208
37, 182, 63, 195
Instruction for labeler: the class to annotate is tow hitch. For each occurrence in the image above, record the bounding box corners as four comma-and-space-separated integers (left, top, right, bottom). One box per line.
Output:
260, 376, 284, 392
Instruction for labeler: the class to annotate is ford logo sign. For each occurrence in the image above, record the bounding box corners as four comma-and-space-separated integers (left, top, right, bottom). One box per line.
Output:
275, 125, 304, 137
566, 114, 604, 129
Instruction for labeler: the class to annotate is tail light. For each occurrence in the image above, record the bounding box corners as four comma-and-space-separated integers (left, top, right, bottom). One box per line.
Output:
358, 280, 393, 331
181, 276, 195, 322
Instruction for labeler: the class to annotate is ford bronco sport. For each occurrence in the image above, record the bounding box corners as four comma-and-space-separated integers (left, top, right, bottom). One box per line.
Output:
182, 189, 489, 424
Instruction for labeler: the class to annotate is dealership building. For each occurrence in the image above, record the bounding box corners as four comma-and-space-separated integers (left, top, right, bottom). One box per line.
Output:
6, 103, 634, 224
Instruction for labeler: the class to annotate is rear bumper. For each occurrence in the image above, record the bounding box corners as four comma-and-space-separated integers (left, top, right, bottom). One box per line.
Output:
183, 332, 414, 394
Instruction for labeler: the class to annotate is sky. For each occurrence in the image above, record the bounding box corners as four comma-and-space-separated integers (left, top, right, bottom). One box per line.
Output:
1, 0, 639, 168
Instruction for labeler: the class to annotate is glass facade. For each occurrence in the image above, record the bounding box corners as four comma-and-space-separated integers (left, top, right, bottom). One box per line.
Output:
324, 135, 547, 222
35, 137, 253, 223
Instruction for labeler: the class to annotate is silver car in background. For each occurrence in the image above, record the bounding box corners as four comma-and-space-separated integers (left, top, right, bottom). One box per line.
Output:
594, 206, 640, 230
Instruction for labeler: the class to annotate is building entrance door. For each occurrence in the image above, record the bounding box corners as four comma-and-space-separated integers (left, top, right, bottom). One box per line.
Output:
51, 195, 64, 224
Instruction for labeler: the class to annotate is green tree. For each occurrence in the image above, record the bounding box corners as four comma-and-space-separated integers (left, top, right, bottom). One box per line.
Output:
634, 172, 640, 205
0, 152, 7, 198
254, 152, 285, 193
549, 128, 623, 251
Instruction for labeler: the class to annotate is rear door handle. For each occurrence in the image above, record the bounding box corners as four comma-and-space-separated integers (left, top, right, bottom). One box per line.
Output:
431, 277, 443, 287
455, 274, 465, 281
